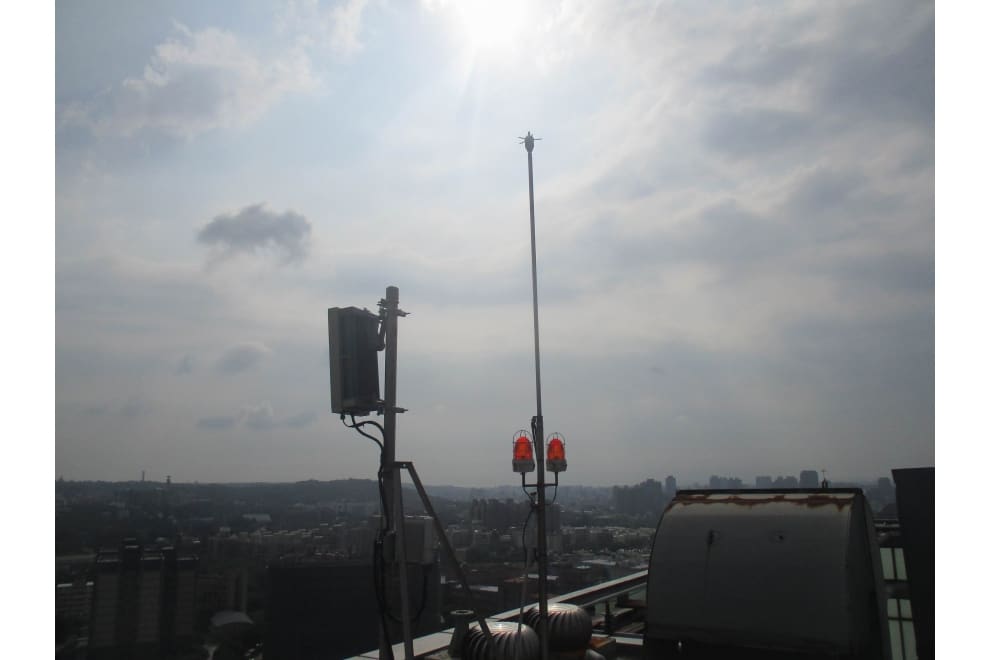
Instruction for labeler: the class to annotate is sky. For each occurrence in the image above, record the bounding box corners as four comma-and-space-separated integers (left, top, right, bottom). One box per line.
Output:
54, 0, 935, 487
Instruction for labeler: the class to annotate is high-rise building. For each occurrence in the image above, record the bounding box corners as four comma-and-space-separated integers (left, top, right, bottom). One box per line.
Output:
800, 470, 820, 488
265, 557, 441, 660
88, 541, 198, 660
755, 476, 773, 488
773, 475, 799, 488
664, 475, 677, 497
160, 547, 197, 655
55, 578, 93, 635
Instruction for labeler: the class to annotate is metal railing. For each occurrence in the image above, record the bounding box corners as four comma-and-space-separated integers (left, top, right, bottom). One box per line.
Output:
350, 570, 649, 659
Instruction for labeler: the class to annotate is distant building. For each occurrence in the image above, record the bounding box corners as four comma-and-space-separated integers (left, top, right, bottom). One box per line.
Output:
55, 578, 93, 632
755, 476, 773, 488
196, 570, 248, 628
773, 475, 799, 488
265, 557, 441, 659
664, 475, 677, 497
877, 477, 895, 496
800, 470, 820, 489
612, 479, 665, 518
470, 498, 546, 532
88, 541, 197, 660
709, 475, 743, 489
160, 547, 197, 656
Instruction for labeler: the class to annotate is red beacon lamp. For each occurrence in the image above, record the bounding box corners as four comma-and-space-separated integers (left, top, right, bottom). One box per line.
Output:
512, 431, 535, 474
546, 433, 567, 473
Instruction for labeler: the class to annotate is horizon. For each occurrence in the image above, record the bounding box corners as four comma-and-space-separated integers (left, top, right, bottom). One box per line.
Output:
54, 471, 898, 489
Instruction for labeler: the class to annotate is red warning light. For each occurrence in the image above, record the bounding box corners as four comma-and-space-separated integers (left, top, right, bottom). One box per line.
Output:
547, 434, 567, 473
512, 432, 535, 474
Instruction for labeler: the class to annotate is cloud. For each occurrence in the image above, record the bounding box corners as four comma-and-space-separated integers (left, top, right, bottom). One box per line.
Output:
703, 108, 817, 158
197, 416, 238, 430
242, 401, 277, 430
197, 204, 312, 264
816, 3, 934, 127
327, 0, 370, 55
195, 402, 317, 431
79, 398, 151, 419
176, 354, 195, 375
278, 0, 370, 56
56, 0, 934, 484
284, 411, 318, 428
215, 342, 272, 374
57, 255, 221, 329
58, 22, 315, 138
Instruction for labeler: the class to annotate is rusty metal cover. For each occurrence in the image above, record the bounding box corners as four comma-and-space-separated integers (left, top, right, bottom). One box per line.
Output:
646, 489, 889, 658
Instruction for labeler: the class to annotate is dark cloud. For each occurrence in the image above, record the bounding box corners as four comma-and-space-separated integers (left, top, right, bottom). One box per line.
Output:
701, 42, 812, 89
195, 403, 315, 432
176, 354, 194, 375
242, 405, 317, 431
821, 251, 934, 297
283, 411, 317, 429
119, 399, 151, 418
79, 398, 150, 418
703, 107, 816, 158
197, 203, 312, 264
699, 1, 933, 131
82, 403, 111, 416
685, 201, 785, 266
197, 416, 237, 430
779, 167, 909, 251
56, 255, 220, 321
785, 169, 863, 217
196, 401, 316, 431
242, 402, 276, 431
559, 199, 784, 281
693, 0, 932, 170
215, 342, 271, 374
818, 6, 934, 127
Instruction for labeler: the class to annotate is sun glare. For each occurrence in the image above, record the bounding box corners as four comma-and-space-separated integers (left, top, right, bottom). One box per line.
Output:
453, 0, 529, 53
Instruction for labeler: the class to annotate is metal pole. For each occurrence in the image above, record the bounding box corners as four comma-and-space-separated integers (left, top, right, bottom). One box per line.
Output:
401, 462, 492, 639
380, 285, 413, 659
523, 132, 549, 660
383, 285, 400, 499
393, 468, 414, 659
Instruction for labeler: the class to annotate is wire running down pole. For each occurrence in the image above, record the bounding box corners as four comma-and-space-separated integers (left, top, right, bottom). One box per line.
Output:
522, 131, 550, 660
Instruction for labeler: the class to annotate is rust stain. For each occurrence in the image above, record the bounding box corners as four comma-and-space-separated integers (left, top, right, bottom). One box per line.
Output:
672, 493, 854, 510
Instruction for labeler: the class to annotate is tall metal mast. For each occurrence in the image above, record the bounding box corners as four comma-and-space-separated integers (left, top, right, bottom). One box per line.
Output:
522, 131, 549, 660
380, 286, 413, 660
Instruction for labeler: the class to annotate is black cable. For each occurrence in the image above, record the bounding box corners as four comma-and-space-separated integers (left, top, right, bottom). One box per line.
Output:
518, 502, 537, 631
339, 414, 393, 659
520, 503, 535, 565
343, 414, 384, 452
352, 415, 385, 436
372, 533, 395, 658
339, 414, 429, 634
380, 560, 430, 625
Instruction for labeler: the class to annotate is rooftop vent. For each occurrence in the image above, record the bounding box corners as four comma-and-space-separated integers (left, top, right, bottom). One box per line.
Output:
461, 621, 538, 660
522, 602, 592, 652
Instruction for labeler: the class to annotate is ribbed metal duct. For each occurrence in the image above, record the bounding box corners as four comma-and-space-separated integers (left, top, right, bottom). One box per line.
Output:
461, 621, 539, 660
522, 603, 593, 652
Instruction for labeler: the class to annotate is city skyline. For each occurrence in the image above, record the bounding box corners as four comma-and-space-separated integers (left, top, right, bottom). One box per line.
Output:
56, 0, 934, 487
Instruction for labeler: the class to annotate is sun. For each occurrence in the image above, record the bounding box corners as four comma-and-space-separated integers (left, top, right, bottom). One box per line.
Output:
452, 0, 530, 54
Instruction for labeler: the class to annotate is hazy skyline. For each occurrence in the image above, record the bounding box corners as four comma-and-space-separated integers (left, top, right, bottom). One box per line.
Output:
55, 0, 934, 486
